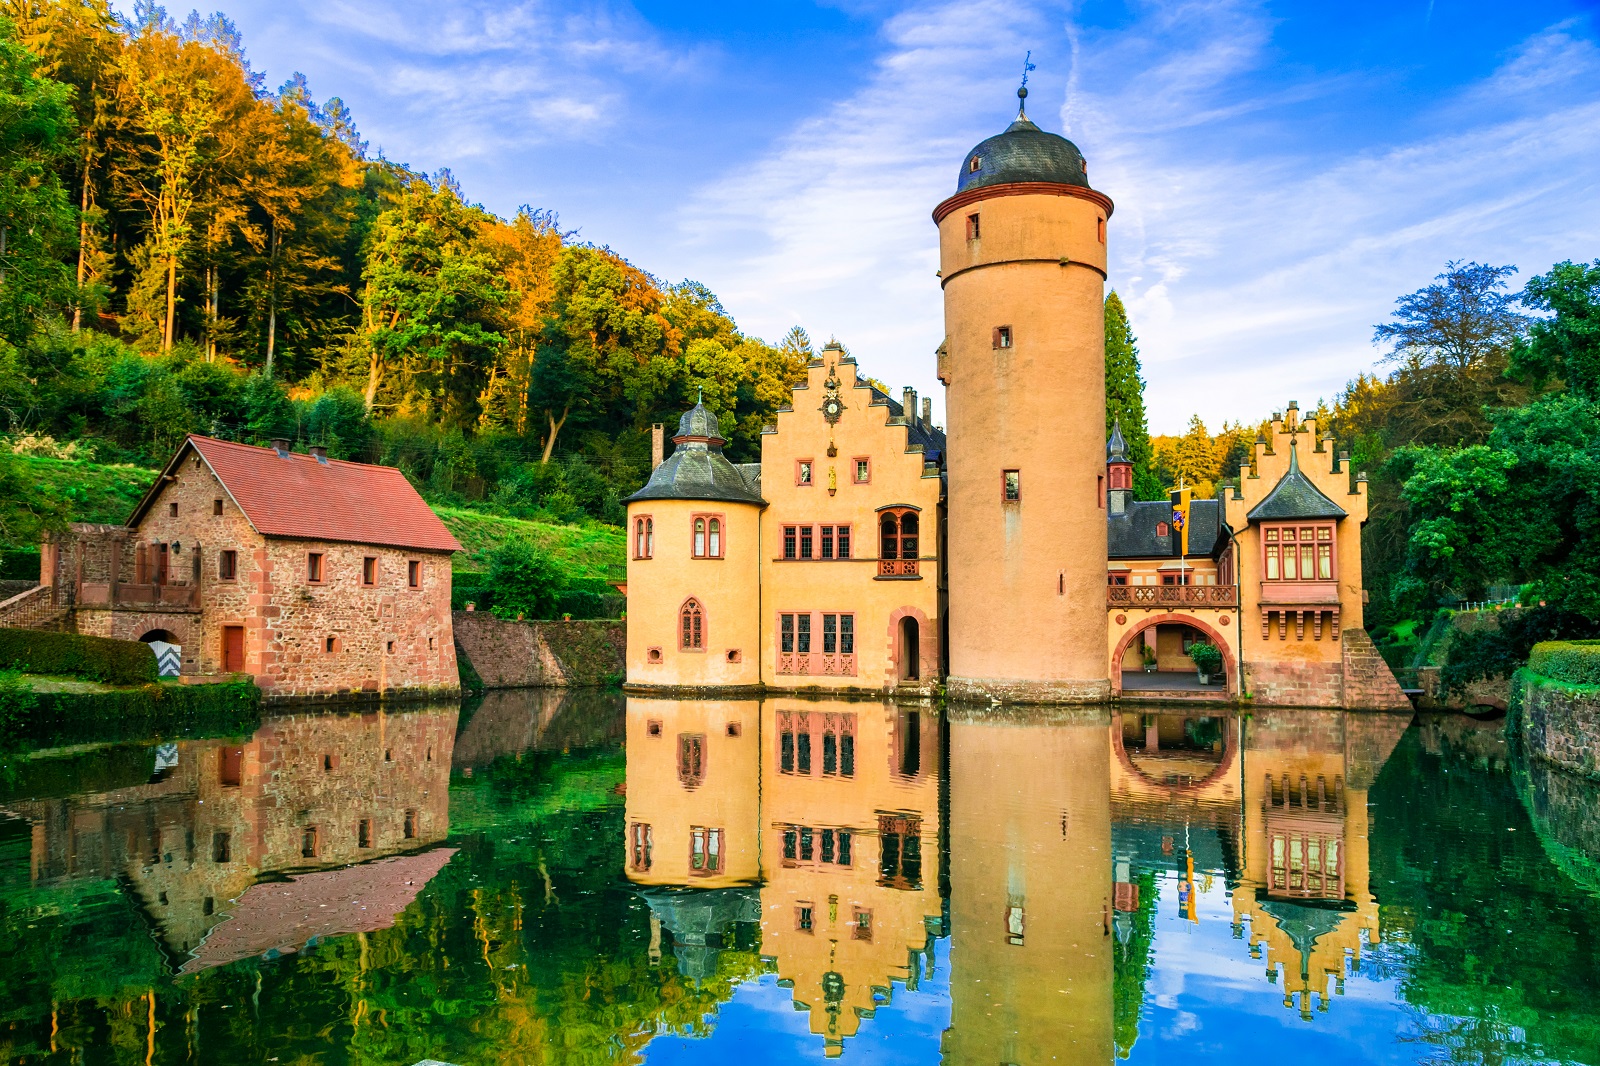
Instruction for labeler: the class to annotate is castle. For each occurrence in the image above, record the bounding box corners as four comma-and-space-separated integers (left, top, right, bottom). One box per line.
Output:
624, 89, 1408, 710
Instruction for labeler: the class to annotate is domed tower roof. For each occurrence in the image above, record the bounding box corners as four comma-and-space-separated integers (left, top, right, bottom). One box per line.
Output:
626, 399, 765, 506
957, 87, 1089, 193
1107, 418, 1131, 464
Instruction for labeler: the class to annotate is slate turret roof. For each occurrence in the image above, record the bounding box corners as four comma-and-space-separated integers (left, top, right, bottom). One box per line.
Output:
625, 401, 766, 506
1108, 499, 1228, 560
1246, 439, 1347, 521
1107, 419, 1130, 464
958, 90, 1090, 193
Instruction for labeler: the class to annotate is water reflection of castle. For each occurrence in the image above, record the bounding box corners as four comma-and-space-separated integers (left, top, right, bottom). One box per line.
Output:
624, 697, 1411, 1060
5, 707, 457, 972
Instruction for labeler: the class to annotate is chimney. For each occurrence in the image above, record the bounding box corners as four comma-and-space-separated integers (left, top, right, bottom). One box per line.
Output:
921, 396, 932, 427
309, 445, 328, 464
902, 387, 916, 423
271, 438, 290, 457
651, 424, 665, 470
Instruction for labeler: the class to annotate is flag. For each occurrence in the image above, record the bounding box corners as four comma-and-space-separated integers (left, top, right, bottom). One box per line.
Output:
1169, 487, 1192, 558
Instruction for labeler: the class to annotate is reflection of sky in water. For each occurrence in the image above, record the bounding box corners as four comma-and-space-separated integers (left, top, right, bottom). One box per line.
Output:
643, 938, 951, 1065
1127, 871, 1413, 1066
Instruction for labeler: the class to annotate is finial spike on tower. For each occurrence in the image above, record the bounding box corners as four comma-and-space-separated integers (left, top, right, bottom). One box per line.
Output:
697, 386, 703, 404
1018, 50, 1035, 117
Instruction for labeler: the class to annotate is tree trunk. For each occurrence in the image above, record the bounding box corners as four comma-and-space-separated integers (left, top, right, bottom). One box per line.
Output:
163, 255, 177, 352
0, 227, 7, 289
208, 266, 219, 361
264, 224, 278, 375
72, 83, 94, 333
541, 406, 570, 464
364, 348, 382, 410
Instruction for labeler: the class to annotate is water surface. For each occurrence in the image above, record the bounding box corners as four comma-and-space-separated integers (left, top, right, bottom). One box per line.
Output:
1, 692, 1597, 1064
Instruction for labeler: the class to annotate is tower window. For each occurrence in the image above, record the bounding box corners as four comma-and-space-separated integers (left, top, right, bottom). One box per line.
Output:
1098, 217, 1106, 243
969, 156, 981, 173
1004, 470, 1021, 502
993, 326, 1013, 349
680, 598, 704, 651
966, 213, 980, 239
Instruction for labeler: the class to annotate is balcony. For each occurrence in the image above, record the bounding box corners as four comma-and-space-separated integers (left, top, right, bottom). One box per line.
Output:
76, 581, 200, 610
877, 559, 919, 578
1107, 584, 1238, 608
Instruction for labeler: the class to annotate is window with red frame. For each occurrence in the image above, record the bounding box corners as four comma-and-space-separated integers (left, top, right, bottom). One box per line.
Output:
678, 733, 705, 787
629, 822, 653, 871
692, 515, 724, 558
634, 516, 653, 559
680, 598, 704, 650
1263, 524, 1335, 581
689, 826, 723, 874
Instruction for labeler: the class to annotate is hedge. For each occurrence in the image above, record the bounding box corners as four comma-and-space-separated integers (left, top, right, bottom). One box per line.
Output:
0, 627, 159, 685
0, 548, 40, 581
1528, 640, 1600, 687
22, 679, 261, 749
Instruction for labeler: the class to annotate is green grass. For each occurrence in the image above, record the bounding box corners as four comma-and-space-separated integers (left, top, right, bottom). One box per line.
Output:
435, 506, 626, 585
9, 453, 157, 530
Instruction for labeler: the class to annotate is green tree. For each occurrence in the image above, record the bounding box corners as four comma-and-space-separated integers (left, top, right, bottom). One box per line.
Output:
0, 17, 77, 344
1103, 291, 1161, 498
1171, 414, 1220, 494
486, 536, 564, 619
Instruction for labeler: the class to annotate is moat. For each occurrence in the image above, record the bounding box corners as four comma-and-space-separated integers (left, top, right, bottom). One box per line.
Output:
3, 693, 1598, 1065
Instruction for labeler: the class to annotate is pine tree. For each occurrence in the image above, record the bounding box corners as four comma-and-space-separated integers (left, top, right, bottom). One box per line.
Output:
1104, 291, 1162, 498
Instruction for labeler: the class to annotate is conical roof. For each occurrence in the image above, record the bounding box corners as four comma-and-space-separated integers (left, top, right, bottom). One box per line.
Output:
1247, 438, 1347, 521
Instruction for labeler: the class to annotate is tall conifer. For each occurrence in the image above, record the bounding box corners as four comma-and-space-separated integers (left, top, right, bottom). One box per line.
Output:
1104, 291, 1162, 498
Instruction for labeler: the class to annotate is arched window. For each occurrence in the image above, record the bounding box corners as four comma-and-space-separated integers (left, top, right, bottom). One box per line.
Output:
691, 513, 725, 558
680, 598, 704, 650
877, 510, 921, 576
880, 514, 899, 559
708, 518, 721, 557
694, 518, 706, 557
634, 516, 653, 559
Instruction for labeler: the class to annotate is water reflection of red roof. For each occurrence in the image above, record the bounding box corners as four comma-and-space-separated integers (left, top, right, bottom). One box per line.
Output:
180, 849, 456, 974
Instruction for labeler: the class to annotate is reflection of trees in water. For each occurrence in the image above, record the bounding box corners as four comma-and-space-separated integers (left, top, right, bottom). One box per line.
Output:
1112, 869, 1160, 1058
1369, 729, 1600, 1066
1185, 716, 1224, 750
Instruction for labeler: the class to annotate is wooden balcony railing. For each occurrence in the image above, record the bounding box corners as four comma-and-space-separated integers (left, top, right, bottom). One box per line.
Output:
1107, 584, 1238, 608
878, 559, 919, 578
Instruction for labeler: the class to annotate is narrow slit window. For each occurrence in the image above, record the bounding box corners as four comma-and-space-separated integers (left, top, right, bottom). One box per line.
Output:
407, 560, 420, 587
307, 552, 324, 582
1004, 470, 1021, 502
362, 557, 377, 585
219, 550, 237, 581
966, 212, 980, 238
213, 498, 223, 516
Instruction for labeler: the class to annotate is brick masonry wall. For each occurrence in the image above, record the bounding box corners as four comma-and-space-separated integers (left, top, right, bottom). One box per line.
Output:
1519, 672, 1600, 779
454, 611, 625, 688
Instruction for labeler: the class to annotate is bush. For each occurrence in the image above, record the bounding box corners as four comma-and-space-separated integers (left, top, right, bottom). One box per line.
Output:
0, 548, 40, 580
0, 627, 158, 684
1528, 640, 1600, 687
1188, 641, 1224, 676
486, 537, 564, 620
0, 669, 37, 751
25, 679, 260, 749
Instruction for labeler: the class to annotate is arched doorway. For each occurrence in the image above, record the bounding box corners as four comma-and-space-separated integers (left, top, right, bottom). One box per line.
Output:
1111, 613, 1236, 697
898, 616, 920, 681
140, 629, 182, 678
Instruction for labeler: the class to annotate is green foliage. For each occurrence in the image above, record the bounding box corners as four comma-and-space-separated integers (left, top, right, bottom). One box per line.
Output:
1435, 608, 1600, 696
0, 545, 38, 577
0, 626, 157, 684
1187, 640, 1224, 675
0, 452, 152, 544
1527, 639, 1600, 687
23, 678, 259, 749
1104, 291, 1163, 499
484, 536, 564, 620
0, 667, 36, 750
1511, 259, 1600, 399
0, 18, 77, 343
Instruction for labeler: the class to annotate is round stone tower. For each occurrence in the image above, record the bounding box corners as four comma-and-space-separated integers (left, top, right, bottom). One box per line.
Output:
934, 88, 1114, 703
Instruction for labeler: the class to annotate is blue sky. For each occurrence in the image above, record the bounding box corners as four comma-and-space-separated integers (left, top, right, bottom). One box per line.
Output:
127, 0, 1600, 433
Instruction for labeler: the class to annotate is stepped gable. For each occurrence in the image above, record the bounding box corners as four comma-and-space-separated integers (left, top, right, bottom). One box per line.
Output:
1247, 439, 1347, 521
128, 435, 461, 553
1108, 499, 1227, 559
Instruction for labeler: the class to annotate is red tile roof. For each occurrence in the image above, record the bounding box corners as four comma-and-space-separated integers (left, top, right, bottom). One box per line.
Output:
137, 435, 461, 553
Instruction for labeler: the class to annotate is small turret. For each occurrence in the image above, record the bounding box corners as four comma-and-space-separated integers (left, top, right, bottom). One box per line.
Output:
1107, 419, 1133, 514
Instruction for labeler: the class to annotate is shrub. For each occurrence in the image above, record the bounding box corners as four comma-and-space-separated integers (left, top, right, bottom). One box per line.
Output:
0, 627, 158, 684
1527, 640, 1600, 687
486, 537, 564, 620
1188, 641, 1224, 676
0, 669, 38, 751
0, 548, 40, 580
25, 679, 260, 749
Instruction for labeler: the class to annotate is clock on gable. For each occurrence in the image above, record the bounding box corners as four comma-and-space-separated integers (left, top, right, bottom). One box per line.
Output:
821, 365, 845, 425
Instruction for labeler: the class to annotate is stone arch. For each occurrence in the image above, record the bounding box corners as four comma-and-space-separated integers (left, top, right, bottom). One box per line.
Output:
1111, 711, 1239, 795
886, 606, 936, 686
1110, 612, 1238, 696
139, 628, 180, 644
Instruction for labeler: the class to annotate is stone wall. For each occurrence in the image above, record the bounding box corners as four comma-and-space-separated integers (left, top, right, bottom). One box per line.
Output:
1517, 671, 1600, 779
453, 611, 625, 689
1241, 629, 1410, 710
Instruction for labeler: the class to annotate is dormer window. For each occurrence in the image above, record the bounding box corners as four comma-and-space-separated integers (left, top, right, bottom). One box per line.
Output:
969, 156, 981, 173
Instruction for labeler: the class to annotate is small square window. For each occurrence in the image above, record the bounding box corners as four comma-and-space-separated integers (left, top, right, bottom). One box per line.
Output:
362, 557, 377, 585
325, 636, 339, 654
213, 499, 223, 516
1003, 470, 1021, 502
797, 460, 813, 486
647, 719, 663, 736
386, 640, 395, 653
994, 326, 1013, 349
854, 458, 870, 483
408, 560, 420, 588
726, 721, 742, 737
966, 212, 980, 239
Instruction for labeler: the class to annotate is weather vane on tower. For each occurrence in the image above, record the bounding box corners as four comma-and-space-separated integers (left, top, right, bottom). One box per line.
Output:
1018, 50, 1035, 116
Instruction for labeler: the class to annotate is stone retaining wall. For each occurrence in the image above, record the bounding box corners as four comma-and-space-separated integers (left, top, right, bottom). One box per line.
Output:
1517, 670, 1600, 779
452, 611, 625, 689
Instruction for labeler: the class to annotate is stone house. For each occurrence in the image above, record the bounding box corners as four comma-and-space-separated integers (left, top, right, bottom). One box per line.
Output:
39, 434, 461, 700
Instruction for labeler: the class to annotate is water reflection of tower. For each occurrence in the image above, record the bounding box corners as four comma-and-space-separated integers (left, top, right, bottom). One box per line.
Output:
945, 708, 1113, 1066
623, 698, 762, 977
1233, 709, 1409, 1019
758, 700, 943, 1057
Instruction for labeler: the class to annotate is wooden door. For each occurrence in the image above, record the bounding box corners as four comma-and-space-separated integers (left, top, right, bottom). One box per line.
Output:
222, 626, 245, 673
